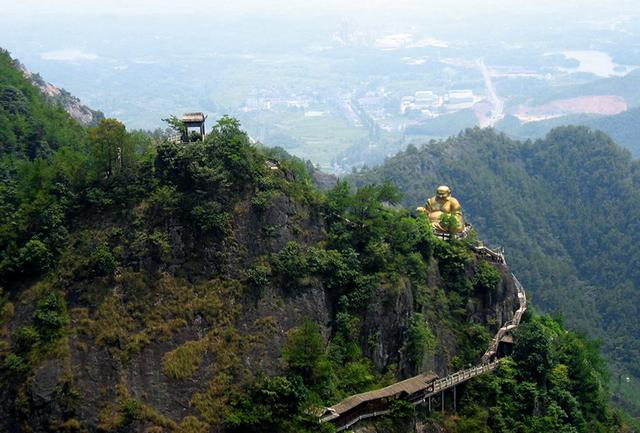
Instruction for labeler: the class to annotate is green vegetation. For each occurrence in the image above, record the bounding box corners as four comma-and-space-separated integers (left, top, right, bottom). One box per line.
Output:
225, 374, 313, 433
0, 49, 86, 160
473, 261, 501, 294
453, 316, 619, 433
162, 339, 208, 380
403, 313, 436, 372
283, 320, 334, 398
98, 382, 178, 431
0, 47, 633, 432
350, 125, 640, 419
33, 292, 69, 342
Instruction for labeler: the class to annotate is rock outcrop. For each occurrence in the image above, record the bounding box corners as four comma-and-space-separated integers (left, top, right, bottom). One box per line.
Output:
18, 61, 104, 126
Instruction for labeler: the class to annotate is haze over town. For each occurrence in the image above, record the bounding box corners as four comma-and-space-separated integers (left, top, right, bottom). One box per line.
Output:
2, 0, 640, 171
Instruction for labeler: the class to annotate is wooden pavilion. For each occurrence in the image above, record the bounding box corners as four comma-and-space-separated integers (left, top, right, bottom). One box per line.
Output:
181, 112, 207, 142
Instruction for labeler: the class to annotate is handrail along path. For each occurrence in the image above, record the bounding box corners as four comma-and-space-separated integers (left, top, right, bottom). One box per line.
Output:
319, 244, 528, 431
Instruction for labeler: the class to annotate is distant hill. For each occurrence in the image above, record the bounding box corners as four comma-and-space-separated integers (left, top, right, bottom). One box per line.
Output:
497, 108, 640, 157
349, 126, 640, 417
531, 69, 640, 107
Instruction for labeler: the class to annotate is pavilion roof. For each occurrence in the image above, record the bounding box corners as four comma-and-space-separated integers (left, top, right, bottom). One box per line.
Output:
325, 372, 438, 416
182, 112, 206, 122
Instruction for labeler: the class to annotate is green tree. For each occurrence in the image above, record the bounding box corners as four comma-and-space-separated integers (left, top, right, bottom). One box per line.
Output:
439, 212, 460, 234
283, 319, 334, 398
205, 116, 261, 184
33, 292, 69, 342
403, 313, 436, 374
513, 320, 555, 383
225, 375, 309, 433
473, 260, 501, 293
162, 114, 187, 141
89, 118, 132, 178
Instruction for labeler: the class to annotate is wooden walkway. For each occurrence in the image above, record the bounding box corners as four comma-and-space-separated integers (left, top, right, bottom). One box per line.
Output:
320, 245, 527, 431
481, 273, 527, 363
430, 360, 500, 395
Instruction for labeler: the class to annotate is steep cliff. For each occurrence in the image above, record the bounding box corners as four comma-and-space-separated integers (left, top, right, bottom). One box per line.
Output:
0, 112, 524, 432
0, 156, 519, 432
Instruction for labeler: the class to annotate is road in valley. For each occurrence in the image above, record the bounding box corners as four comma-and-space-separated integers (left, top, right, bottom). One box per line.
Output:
477, 58, 504, 127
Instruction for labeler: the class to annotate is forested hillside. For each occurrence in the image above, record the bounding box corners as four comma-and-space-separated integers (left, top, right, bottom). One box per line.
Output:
0, 48, 632, 432
0, 49, 87, 160
497, 108, 640, 158
350, 126, 640, 417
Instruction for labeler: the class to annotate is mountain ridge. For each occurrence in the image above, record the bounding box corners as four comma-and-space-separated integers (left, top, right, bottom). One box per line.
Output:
0, 48, 632, 433
15, 52, 104, 126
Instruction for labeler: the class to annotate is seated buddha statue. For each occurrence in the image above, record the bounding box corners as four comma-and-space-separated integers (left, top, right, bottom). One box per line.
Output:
417, 185, 465, 234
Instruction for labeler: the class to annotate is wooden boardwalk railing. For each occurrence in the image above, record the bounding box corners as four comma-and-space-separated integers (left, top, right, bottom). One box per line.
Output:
323, 361, 502, 432
320, 245, 528, 431
429, 360, 500, 395
481, 273, 527, 363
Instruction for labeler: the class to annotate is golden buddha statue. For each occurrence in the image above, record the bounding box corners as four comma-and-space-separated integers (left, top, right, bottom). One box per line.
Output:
417, 185, 465, 234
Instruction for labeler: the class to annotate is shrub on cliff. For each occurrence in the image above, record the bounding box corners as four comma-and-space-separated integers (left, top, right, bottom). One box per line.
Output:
404, 313, 436, 374
33, 292, 69, 342
283, 320, 335, 399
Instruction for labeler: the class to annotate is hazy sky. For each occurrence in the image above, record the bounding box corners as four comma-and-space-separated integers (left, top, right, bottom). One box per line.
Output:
3, 0, 639, 19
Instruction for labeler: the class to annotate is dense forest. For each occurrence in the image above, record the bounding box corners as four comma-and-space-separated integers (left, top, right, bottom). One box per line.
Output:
350, 126, 640, 418
339, 105, 640, 172
0, 47, 634, 432
496, 108, 640, 158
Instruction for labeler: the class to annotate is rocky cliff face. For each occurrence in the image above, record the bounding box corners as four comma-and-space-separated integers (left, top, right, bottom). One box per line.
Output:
18, 61, 104, 126
0, 186, 519, 433
0, 127, 521, 432
362, 255, 518, 378
354, 419, 449, 433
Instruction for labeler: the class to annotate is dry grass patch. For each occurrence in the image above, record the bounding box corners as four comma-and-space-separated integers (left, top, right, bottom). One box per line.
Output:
84, 275, 240, 361
162, 339, 208, 380
175, 416, 209, 433
98, 381, 178, 431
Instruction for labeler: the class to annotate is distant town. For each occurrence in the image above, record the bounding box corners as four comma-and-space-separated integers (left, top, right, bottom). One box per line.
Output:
239, 74, 487, 130
5, 15, 637, 173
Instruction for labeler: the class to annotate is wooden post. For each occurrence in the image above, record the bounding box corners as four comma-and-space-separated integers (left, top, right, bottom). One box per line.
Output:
453, 386, 457, 412
441, 391, 444, 412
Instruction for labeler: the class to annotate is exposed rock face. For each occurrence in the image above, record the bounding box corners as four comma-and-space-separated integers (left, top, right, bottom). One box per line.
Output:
311, 169, 338, 190
1, 185, 520, 432
361, 258, 518, 379
31, 359, 65, 404
18, 61, 104, 126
